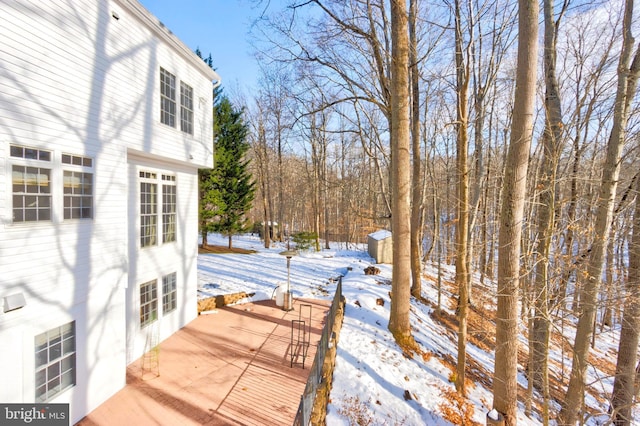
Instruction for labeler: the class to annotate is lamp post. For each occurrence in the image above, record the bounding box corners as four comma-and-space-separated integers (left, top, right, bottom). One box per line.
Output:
279, 250, 297, 311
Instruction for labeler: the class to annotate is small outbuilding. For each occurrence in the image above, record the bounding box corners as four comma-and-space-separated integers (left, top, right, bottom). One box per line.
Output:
368, 230, 393, 264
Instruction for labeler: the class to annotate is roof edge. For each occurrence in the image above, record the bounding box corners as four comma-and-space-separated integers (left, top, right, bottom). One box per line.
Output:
113, 0, 220, 84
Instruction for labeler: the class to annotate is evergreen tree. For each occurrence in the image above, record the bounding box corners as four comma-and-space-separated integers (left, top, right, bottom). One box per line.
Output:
199, 165, 219, 248
206, 96, 255, 248
196, 49, 254, 249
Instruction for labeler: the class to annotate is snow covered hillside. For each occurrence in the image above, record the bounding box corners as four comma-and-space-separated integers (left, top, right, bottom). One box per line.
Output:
197, 234, 635, 425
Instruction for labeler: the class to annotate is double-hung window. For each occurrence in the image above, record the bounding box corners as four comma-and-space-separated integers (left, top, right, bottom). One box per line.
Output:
162, 272, 177, 314
35, 322, 76, 402
62, 154, 93, 219
160, 68, 176, 127
140, 171, 158, 247
140, 280, 158, 328
140, 170, 177, 248
180, 82, 194, 134
162, 174, 176, 243
11, 145, 52, 222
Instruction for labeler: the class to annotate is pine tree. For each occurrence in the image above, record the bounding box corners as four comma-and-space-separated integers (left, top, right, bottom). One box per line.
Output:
197, 49, 218, 248
207, 96, 255, 249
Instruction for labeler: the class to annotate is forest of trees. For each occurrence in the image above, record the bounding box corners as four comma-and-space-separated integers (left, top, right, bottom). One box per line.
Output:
216, 0, 640, 423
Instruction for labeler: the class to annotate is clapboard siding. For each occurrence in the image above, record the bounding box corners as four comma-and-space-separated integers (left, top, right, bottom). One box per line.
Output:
0, 0, 216, 422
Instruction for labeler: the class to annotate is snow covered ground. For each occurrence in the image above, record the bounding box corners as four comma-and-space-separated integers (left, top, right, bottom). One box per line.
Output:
197, 233, 635, 425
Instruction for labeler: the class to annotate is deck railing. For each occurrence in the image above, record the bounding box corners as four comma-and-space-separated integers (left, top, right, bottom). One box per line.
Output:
293, 276, 343, 426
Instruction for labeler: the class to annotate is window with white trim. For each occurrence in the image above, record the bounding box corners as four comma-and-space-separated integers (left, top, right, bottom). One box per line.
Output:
11, 145, 52, 222
162, 272, 177, 314
35, 321, 76, 402
180, 81, 194, 134
160, 67, 194, 135
140, 280, 158, 328
162, 174, 176, 243
160, 67, 176, 127
139, 170, 177, 248
140, 171, 158, 247
62, 154, 93, 219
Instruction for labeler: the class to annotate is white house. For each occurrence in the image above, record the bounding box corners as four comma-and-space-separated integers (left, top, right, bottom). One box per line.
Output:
0, 0, 219, 423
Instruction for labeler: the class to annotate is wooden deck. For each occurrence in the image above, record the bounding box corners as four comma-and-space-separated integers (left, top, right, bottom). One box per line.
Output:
76, 298, 329, 426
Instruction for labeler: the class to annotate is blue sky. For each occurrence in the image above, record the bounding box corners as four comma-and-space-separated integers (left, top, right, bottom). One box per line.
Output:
139, 0, 262, 91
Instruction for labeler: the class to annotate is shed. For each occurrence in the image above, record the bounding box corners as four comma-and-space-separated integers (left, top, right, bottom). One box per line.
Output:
368, 230, 393, 264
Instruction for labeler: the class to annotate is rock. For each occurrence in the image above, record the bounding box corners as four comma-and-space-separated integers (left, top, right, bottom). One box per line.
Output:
364, 266, 380, 275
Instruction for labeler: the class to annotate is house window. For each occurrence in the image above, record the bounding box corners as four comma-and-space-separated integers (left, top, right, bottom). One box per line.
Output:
35, 321, 76, 402
162, 272, 177, 314
140, 170, 177, 247
140, 171, 158, 247
140, 280, 158, 328
160, 68, 176, 127
162, 174, 176, 243
11, 145, 52, 223
180, 82, 193, 134
62, 154, 93, 220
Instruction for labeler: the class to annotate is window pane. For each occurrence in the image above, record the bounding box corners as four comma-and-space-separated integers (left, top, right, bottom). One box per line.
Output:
25, 209, 37, 221
61, 354, 75, 373
48, 376, 61, 396
13, 195, 24, 208
36, 370, 46, 387
47, 363, 60, 379
49, 343, 62, 361
61, 368, 75, 388
35, 349, 48, 367
63, 338, 75, 355
35, 333, 48, 352
13, 209, 23, 222
10, 145, 23, 157
35, 385, 46, 402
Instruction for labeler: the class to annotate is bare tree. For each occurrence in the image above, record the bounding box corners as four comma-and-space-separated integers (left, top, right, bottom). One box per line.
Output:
560, 0, 640, 422
388, 0, 415, 344
452, 0, 471, 396
409, 0, 423, 299
610, 172, 640, 425
492, 0, 538, 424
529, 1, 567, 422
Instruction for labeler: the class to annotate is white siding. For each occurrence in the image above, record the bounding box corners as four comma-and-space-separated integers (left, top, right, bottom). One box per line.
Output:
125, 153, 199, 364
0, 0, 214, 423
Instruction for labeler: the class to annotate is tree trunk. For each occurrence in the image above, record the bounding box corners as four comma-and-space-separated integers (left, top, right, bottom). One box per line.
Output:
560, 0, 640, 422
610, 176, 640, 425
493, 0, 538, 424
277, 117, 285, 242
259, 121, 272, 250
453, 0, 470, 396
531, 2, 564, 421
409, 0, 423, 299
388, 0, 414, 345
